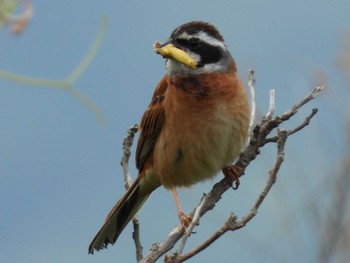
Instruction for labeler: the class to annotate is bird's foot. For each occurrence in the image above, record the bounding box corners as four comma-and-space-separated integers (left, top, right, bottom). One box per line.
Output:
222, 165, 243, 190
178, 210, 192, 228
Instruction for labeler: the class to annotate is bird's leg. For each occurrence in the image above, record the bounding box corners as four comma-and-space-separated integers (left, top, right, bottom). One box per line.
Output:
172, 188, 192, 228
222, 165, 243, 190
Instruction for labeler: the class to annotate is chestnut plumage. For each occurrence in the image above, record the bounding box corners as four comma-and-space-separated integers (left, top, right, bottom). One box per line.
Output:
89, 21, 249, 254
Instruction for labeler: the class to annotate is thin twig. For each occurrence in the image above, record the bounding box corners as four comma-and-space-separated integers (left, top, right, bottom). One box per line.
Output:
286, 108, 318, 136
265, 108, 318, 143
0, 16, 108, 125
248, 69, 256, 137
266, 89, 276, 118
65, 15, 108, 83
177, 194, 208, 255
173, 214, 238, 262
249, 129, 287, 214
280, 86, 324, 121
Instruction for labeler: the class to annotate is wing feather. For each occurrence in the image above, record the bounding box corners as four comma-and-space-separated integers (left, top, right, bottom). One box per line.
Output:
136, 76, 168, 171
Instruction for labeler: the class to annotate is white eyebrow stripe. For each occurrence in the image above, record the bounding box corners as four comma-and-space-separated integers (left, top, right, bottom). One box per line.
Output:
177, 31, 226, 49
177, 32, 190, 39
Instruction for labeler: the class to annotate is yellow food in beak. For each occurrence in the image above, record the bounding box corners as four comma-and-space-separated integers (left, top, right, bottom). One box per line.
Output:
153, 40, 197, 69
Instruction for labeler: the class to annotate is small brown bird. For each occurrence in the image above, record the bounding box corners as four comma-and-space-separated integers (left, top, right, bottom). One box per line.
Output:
89, 21, 250, 254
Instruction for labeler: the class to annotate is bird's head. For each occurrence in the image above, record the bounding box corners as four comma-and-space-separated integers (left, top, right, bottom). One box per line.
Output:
154, 21, 234, 76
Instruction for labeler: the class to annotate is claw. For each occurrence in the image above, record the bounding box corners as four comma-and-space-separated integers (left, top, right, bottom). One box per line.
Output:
222, 165, 243, 190
178, 211, 192, 228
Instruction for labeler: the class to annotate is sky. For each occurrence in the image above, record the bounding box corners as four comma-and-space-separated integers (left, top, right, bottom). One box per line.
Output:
1, 1, 349, 262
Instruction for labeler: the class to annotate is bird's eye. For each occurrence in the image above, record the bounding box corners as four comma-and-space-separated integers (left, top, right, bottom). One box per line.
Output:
188, 38, 200, 48
175, 38, 200, 49
174, 38, 186, 46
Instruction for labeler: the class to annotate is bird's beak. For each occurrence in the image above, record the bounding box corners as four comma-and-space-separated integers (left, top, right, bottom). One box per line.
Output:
153, 40, 197, 69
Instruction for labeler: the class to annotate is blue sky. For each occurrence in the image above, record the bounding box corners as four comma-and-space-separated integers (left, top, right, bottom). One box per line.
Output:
1, 1, 349, 262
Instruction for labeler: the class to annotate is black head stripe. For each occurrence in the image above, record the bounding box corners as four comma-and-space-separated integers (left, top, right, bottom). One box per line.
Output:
171, 21, 224, 42
176, 38, 222, 66
195, 42, 222, 66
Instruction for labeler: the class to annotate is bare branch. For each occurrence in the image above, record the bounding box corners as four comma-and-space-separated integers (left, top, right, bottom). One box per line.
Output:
0, 16, 108, 125
145, 226, 184, 263
120, 124, 143, 261
280, 86, 324, 121
248, 69, 256, 137
132, 218, 143, 262
177, 194, 208, 255
171, 213, 238, 263
248, 129, 288, 214
287, 108, 318, 136
172, 130, 288, 262
266, 89, 276, 118
121, 124, 139, 189
141, 85, 323, 262
265, 108, 318, 143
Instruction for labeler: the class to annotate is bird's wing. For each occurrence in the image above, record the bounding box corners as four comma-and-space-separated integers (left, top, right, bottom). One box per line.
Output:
136, 75, 168, 171
88, 76, 169, 254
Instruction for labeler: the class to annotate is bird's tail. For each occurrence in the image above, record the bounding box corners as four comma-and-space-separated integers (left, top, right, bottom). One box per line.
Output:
88, 176, 159, 254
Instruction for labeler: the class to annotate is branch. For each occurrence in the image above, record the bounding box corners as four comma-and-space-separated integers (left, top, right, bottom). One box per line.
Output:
170, 130, 288, 262
177, 194, 208, 255
280, 86, 324, 121
132, 217, 143, 262
168, 213, 238, 263
266, 89, 276, 118
248, 69, 256, 136
121, 124, 139, 189
0, 15, 108, 125
141, 86, 323, 263
120, 124, 143, 261
265, 108, 319, 143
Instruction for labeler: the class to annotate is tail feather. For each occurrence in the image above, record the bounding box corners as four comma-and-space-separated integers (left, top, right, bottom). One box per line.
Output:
89, 177, 155, 254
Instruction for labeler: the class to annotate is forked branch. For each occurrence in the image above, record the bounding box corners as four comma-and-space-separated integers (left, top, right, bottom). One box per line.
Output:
120, 85, 324, 263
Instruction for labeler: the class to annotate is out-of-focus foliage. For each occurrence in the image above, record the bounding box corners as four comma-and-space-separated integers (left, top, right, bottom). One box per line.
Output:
0, 0, 32, 34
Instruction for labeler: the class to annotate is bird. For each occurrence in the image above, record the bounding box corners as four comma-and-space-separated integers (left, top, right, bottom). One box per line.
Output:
88, 21, 250, 254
